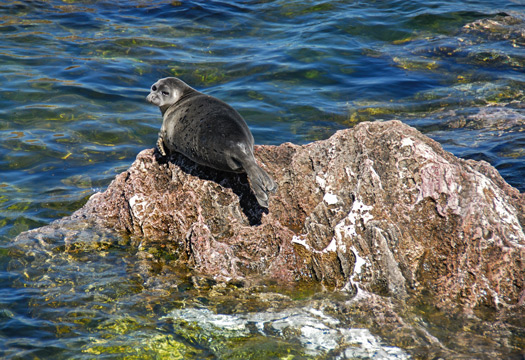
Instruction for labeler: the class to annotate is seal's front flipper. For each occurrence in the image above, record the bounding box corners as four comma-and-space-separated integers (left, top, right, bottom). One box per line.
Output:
156, 134, 167, 157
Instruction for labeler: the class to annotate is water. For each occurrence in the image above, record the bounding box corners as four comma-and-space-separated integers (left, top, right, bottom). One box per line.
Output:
0, 0, 524, 358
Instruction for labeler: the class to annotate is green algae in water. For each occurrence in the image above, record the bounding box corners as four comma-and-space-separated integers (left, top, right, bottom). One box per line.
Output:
61, 174, 93, 189
83, 334, 193, 359
304, 70, 321, 79
280, 2, 336, 19
82, 331, 305, 359
216, 337, 308, 360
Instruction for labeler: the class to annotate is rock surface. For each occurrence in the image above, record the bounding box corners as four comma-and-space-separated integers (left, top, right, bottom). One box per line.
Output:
53, 120, 524, 311
18, 120, 525, 312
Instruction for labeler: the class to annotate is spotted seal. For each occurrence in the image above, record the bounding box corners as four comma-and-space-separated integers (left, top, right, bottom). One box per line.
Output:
146, 77, 276, 208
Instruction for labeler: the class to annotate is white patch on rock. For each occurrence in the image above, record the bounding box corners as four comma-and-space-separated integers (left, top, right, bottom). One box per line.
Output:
331, 199, 374, 253
292, 235, 337, 254
345, 246, 371, 298
316, 175, 327, 189
323, 192, 339, 205
415, 141, 448, 163
476, 177, 525, 245
129, 194, 138, 208
324, 238, 337, 252
401, 137, 414, 147
128, 194, 146, 224
351, 246, 367, 275
292, 235, 310, 251
331, 200, 374, 295
335, 199, 374, 238
345, 167, 355, 180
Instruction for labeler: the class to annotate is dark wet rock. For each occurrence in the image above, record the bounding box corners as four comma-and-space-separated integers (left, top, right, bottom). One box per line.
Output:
15, 120, 525, 312
462, 12, 525, 46
445, 105, 525, 132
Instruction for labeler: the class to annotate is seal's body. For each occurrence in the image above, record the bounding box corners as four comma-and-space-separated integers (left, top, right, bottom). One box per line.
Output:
147, 77, 276, 208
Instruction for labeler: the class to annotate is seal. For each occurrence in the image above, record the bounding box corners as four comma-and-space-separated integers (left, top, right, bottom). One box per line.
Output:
146, 77, 277, 208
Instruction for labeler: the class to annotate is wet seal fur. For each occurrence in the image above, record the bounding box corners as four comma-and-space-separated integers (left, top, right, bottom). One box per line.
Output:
147, 77, 277, 208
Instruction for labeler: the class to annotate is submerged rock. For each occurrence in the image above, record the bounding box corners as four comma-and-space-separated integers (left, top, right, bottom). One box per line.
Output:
164, 306, 411, 359
16, 120, 524, 312
462, 12, 525, 46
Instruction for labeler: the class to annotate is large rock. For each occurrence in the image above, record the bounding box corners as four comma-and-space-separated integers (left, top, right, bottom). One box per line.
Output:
57, 120, 523, 311
18, 120, 525, 311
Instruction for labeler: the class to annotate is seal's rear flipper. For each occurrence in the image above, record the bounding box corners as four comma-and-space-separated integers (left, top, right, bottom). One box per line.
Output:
243, 161, 277, 208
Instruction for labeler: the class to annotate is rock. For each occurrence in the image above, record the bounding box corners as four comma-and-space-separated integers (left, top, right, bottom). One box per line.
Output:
462, 13, 525, 46
162, 306, 411, 359
16, 120, 525, 311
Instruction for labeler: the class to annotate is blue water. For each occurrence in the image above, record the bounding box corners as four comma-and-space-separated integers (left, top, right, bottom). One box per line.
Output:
0, 0, 524, 358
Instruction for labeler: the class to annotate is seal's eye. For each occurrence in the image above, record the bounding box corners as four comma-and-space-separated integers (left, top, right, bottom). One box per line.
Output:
161, 91, 169, 96
152, 85, 157, 91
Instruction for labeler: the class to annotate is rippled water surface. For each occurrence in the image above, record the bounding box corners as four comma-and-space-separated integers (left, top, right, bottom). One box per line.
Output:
1, 0, 524, 359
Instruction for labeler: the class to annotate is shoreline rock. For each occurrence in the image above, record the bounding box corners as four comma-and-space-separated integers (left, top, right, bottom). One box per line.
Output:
16, 120, 525, 311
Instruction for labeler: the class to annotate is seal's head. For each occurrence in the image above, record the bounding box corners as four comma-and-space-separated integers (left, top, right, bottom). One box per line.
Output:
147, 77, 195, 115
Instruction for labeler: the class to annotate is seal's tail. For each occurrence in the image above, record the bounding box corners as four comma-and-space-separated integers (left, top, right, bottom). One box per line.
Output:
244, 161, 277, 208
